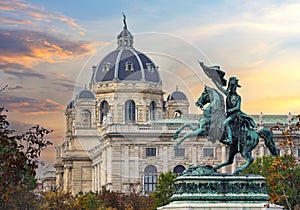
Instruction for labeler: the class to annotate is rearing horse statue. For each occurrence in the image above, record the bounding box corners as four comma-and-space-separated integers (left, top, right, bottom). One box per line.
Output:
174, 86, 225, 147
174, 62, 279, 174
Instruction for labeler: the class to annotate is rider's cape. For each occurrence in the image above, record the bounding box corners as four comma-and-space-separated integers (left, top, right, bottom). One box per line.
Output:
233, 111, 256, 129
241, 112, 256, 129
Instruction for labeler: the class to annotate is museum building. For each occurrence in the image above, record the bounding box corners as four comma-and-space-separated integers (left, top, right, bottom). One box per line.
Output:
54, 19, 299, 195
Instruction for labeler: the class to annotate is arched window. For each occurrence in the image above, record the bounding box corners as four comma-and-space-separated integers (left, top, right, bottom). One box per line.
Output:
99, 100, 109, 123
173, 165, 185, 176
81, 110, 91, 128
173, 110, 183, 118
125, 100, 135, 123
144, 165, 157, 192
150, 101, 156, 120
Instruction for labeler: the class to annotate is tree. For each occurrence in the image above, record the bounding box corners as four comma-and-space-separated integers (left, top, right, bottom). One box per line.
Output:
152, 171, 177, 208
243, 155, 300, 209
118, 188, 156, 210
242, 118, 300, 210
268, 154, 300, 209
0, 107, 53, 208
267, 120, 300, 210
38, 190, 81, 210
76, 191, 101, 210
94, 186, 156, 210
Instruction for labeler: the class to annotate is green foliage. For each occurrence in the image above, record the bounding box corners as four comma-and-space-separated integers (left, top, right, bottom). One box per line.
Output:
242, 155, 274, 181
0, 107, 53, 208
242, 118, 300, 210
242, 154, 300, 209
152, 171, 177, 207
38, 190, 81, 210
268, 154, 300, 209
36, 186, 156, 210
77, 191, 101, 210
97, 186, 156, 210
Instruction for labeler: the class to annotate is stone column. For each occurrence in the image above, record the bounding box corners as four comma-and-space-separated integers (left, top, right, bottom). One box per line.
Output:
107, 146, 112, 187
133, 145, 139, 184
163, 146, 168, 171
143, 97, 147, 123
63, 165, 72, 192
55, 166, 63, 189
124, 146, 129, 182
259, 145, 265, 157
98, 163, 101, 191
92, 165, 95, 192
95, 164, 98, 192
221, 145, 227, 173
101, 149, 107, 187
191, 145, 197, 165
56, 172, 61, 189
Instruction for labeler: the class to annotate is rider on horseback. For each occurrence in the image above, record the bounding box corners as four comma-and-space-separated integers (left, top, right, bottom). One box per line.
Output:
199, 62, 255, 145
223, 77, 253, 145
173, 61, 278, 173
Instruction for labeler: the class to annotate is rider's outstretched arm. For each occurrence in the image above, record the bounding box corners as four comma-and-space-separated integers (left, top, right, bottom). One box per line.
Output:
213, 80, 227, 96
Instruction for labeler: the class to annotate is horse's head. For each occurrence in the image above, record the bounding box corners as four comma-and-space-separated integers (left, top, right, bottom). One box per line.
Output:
195, 86, 211, 109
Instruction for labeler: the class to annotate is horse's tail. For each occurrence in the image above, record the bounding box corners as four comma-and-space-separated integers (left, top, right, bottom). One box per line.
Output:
257, 128, 279, 156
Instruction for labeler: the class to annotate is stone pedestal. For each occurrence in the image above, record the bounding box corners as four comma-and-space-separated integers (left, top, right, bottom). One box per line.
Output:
157, 202, 283, 210
158, 166, 283, 210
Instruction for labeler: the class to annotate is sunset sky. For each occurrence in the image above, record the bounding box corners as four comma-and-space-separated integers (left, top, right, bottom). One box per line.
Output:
1, 0, 300, 167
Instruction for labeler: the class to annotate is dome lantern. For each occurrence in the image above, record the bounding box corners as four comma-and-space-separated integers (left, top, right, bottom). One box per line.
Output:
117, 14, 134, 49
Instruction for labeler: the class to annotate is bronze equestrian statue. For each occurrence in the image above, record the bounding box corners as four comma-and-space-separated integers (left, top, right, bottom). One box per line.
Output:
174, 62, 278, 174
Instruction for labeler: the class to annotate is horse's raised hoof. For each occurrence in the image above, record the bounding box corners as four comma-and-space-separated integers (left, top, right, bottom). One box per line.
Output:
173, 132, 179, 140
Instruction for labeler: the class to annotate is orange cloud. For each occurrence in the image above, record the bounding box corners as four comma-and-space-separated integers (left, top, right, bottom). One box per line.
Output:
0, 30, 103, 70
0, 0, 85, 35
0, 0, 26, 11
0, 94, 65, 115
0, 15, 34, 25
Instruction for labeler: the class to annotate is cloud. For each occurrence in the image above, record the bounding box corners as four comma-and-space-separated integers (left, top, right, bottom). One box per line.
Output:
0, 29, 101, 74
0, 93, 65, 114
171, 1, 300, 57
53, 81, 75, 90
0, 15, 34, 25
7, 85, 24, 91
0, 0, 85, 35
8, 120, 34, 134
50, 73, 77, 90
1, 68, 46, 79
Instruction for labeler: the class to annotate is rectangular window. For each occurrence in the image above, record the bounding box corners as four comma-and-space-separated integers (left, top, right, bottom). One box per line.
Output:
144, 175, 156, 192
203, 148, 214, 157
146, 63, 154, 73
146, 148, 156, 157
103, 62, 110, 71
298, 149, 300, 157
175, 148, 185, 157
125, 61, 134, 71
